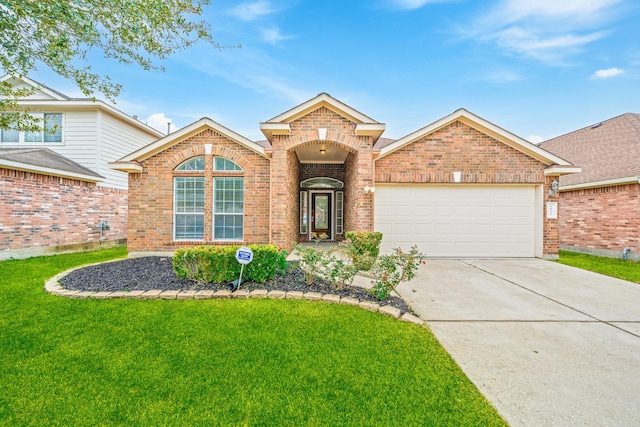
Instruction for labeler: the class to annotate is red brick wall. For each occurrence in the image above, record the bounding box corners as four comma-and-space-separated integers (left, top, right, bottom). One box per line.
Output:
375, 121, 545, 183
0, 168, 126, 254
300, 163, 345, 182
269, 107, 373, 248
127, 129, 271, 253
374, 121, 559, 257
560, 184, 640, 253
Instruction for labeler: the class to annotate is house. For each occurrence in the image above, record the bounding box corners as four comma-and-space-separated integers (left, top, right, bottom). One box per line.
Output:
0, 75, 164, 260
540, 113, 640, 260
111, 93, 578, 259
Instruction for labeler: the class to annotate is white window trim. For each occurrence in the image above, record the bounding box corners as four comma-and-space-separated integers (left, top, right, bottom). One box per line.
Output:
213, 176, 245, 242
0, 112, 65, 146
173, 176, 205, 241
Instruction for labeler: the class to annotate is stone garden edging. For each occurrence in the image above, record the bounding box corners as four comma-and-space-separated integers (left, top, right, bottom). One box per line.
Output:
44, 264, 425, 326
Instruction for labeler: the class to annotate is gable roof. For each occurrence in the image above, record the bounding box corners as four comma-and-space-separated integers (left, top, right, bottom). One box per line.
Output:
540, 113, 640, 188
110, 117, 267, 172
260, 93, 386, 141
377, 108, 574, 168
1, 74, 163, 139
0, 148, 103, 182
0, 74, 70, 101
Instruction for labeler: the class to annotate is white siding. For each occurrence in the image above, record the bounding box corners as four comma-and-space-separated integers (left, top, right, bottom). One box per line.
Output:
97, 111, 160, 189
52, 110, 100, 173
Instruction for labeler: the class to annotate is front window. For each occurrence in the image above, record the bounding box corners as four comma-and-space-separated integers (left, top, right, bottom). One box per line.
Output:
1, 113, 63, 144
214, 177, 244, 240
174, 177, 205, 240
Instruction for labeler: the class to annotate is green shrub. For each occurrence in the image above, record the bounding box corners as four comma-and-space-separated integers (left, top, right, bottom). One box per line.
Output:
173, 244, 287, 284
370, 245, 427, 301
344, 231, 383, 271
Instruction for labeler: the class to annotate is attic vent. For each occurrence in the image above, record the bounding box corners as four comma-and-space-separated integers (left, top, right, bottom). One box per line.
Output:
590, 122, 602, 129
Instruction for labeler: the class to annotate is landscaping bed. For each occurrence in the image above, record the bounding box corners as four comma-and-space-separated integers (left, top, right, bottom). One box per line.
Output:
60, 256, 412, 313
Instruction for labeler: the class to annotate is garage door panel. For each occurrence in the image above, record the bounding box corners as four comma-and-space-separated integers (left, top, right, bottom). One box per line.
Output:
375, 185, 537, 257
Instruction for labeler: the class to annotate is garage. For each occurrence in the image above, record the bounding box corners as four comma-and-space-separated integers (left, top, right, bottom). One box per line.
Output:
374, 185, 540, 257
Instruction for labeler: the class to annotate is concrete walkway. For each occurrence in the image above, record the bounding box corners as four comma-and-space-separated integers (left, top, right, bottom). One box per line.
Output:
396, 259, 640, 427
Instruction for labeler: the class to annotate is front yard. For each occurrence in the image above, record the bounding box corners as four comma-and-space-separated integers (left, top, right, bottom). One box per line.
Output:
0, 248, 506, 426
558, 250, 640, 284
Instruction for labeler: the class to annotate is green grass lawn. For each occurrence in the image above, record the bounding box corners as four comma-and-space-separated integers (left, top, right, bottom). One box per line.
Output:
0, 248, 506, 426
558, 250, 640, 284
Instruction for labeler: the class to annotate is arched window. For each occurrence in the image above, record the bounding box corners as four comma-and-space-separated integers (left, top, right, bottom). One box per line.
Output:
300, 177, 343, 189
176, 156, 205, 171
214, 157, 242, 171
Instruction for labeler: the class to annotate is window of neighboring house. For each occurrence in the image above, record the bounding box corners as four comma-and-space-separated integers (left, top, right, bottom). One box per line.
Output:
174, 176, 205, 240
0, 113, 63, 143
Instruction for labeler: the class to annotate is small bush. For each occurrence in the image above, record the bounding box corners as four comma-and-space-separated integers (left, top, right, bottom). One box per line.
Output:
344, 231, 383, 271
173, 244, 287, 284
370, 245, 427, 301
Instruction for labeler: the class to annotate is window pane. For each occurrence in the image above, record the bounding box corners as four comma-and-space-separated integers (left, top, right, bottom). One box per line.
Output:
176, 157, 205, 171
300, 191, 308, 234
0, 128, 19, 143
214, 157, 242, 171
175, 177, 205, 213
24, 130, 42, 143
213, 177, 244, 240
43, 113, 62, 142
175, 214, 204, 240
214, 214, 243, 240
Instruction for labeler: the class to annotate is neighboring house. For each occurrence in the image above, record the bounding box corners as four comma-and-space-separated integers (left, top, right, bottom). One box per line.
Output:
540, 113, 640, 260
111, 93, 578, 259
0, 75, 163, 260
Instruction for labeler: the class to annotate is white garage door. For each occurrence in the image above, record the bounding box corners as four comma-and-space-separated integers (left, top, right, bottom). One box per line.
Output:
374, 185, 538, 257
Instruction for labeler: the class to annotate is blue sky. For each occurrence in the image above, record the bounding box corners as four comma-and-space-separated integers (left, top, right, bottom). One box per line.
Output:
29, 0, 640, 143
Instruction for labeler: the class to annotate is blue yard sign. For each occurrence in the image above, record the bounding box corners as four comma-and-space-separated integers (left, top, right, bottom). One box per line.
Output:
232, 246, 254, 291
236, 246, 253, 265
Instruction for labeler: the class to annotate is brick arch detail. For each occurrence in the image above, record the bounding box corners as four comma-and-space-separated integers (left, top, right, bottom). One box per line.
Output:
283, 130, 362, 153
165, 143, 255, 171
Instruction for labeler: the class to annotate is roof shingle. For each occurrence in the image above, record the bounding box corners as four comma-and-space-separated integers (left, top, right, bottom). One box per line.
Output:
539, 113, 640, 186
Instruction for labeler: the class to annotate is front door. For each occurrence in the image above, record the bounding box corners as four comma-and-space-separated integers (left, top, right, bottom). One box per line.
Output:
311, 193, 331, 238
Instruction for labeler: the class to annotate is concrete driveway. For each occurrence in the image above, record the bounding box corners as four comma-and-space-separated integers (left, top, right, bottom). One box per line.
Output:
396, 259, 640, 427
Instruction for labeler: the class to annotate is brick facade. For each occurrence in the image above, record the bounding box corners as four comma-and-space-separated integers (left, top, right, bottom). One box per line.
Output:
127, 129, 271, 253
0, 167, 126, 259
269, 107, 373, 249
559, 184, 640, 253
120, 103, 566, 258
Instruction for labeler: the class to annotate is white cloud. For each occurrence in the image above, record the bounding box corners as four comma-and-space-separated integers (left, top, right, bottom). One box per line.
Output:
391, 0, 434, 9
227, 1, 276, 21
526, 135, 544, 144
261, 27, 293, 45
593, 67, 625, 79
463, 0, 623, 64
389, 0, 454, 9
146, 113, 178, 134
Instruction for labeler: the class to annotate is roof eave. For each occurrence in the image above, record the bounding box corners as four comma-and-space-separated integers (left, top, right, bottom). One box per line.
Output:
118, 117, 268, 162
0, 158, 103, 182
16, 99, 164, 139
377, 109, 573, 166
108, 161, 143, 173
544, 166, 582, 176
560, 176, 640, 191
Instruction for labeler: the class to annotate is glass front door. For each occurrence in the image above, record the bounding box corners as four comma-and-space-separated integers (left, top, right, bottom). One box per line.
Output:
311, 193, 331, 237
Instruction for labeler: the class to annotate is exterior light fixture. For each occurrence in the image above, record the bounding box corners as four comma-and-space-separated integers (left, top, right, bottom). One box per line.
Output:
364, 186, 376, 193
548, 179, 559, 196
319, 148, 326, 154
